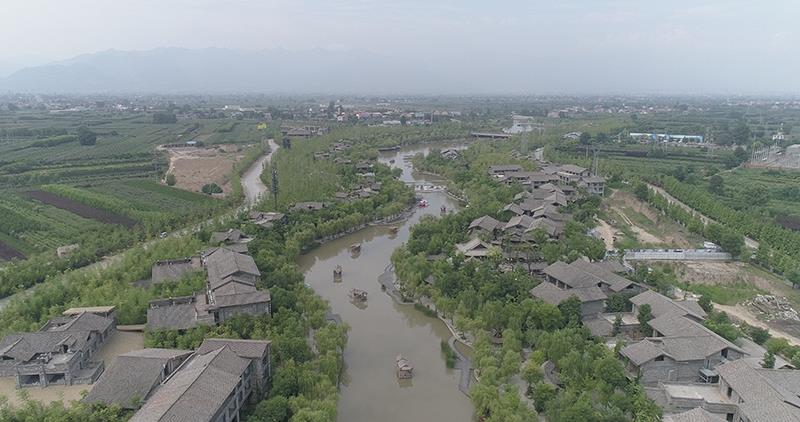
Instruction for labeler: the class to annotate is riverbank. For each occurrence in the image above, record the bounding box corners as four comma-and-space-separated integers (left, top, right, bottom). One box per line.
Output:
297, 143, 474, 421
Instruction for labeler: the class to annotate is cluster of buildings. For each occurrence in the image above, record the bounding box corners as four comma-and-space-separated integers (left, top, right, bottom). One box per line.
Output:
0, 307, 116, 388
84, 338, 271, 422
488, 162, 605, 196
146, 230, 271, 331
522, 256, 800, 422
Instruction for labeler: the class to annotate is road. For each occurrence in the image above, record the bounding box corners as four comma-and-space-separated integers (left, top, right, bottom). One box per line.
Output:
241, 139, 279, 205
0, 140, 278, 311
715, 303, 800, 346
647, 183, 759, 249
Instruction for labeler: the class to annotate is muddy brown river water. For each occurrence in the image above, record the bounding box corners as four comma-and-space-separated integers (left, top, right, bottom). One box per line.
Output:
297, 144, 475, 422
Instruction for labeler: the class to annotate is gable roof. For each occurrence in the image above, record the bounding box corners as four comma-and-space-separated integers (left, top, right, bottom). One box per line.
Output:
620, 339, 668, 365
663, 408, 724, 422
196, 338, 270, 359
469, 215, 501, 232
84, 348, 193, 409
130, 346, 251, 422
717, 359, 800, 421
455, 238, 491, 257
205, 247, 260, 290
530, 281, 606, 305
568, 259, 636, 292
630, 290, 707, 320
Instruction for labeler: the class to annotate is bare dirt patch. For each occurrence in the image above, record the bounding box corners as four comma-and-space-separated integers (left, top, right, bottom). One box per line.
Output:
604, 190, 696, 248
595, 219, 616, 250
673, 261, 779, 292
0, 241, 25, 261
164, 144, 247, 195
24, 190, 136, 228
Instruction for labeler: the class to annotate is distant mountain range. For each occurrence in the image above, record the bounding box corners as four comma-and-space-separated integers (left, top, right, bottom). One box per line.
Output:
0, 47, 467, 94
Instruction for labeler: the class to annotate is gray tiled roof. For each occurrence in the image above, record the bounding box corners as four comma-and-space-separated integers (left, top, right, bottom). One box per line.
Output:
717, 359, 800, 421
130, 346, 251, 422
468, 215, 501, 232
630, 290, 707, 320
663, 408, 724, 422
542, 261, 601, 289
211, 291, 271, 308
84, 348, 192, 409
205, 247, 260, 288
147, 296, 211, 331
621, 339, 666, 365
530, 281, 606, 305
196, 338, 270, 359
569, 259, 636, 292
0, 331, 90, 362
44, 311, 114, 333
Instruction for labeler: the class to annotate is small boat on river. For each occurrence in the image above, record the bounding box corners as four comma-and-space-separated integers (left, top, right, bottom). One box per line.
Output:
388, 226, 399, 234
396, 355, 414, 379
349, 288, 368, 301
333, 265, 343, 279
350, 243, 362, 253
440, 205, 447, 214
418, 199, 429, 208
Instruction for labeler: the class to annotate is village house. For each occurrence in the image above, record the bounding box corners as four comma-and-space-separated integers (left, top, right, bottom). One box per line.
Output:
249, 211, 286, 227
663, 408, 723, 422
83, 348, 194, 409
658, 359, 800, 422
196, 338, 272, 399
529, 281, 607, 318
620, 312, 745, 385
488, 164, 523, 179
440, 148, 460, 160
129, 339, 272, 422
455, 238, 493, 259
211, 228, 251, 244
468, 215, 503, 238
0, 308, 116, 388
147, 248, 270, 331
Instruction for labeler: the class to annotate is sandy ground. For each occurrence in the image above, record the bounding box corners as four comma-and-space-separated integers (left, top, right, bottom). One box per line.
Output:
0, 330, 144, 408
164, 144, 247, 195
611, 206, 663, 244
674, 261, 780, 292
595, 219, 616, 250
715, 303, 800, 346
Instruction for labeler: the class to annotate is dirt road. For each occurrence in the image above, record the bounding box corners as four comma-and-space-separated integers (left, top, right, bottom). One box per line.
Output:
715, 303, 800, 346
241, 139, 278, 205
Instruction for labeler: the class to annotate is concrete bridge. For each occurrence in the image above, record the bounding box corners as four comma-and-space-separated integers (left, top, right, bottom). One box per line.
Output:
405, 182, 447, 193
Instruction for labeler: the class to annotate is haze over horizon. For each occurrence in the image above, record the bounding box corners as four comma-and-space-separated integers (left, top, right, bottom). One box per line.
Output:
3, 0, 800, 95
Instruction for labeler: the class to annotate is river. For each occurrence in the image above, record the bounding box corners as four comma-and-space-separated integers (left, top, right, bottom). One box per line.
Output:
297, 143, 475, 422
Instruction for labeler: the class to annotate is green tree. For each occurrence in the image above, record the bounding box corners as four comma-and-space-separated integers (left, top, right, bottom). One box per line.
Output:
558, 296, 582, 326
633, 182, 650, 202
637, 304, 654, 336
709, 175, 725, 195
531, 382, 556, 412
165, 173, 176, 186
749, 326, 771, 345
763, 351, 776, 368
202, 183, 223, 195
77, 125, 97, 146
698, 295, 713, 313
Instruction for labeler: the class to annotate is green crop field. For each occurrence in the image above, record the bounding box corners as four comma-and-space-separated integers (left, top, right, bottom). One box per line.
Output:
0, 108, 266, 262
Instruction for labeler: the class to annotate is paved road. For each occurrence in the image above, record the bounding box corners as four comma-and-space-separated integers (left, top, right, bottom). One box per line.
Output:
647, 183, 759, 249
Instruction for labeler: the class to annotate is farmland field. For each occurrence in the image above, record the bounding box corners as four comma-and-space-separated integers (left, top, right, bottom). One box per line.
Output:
0, 108, 266, 262
24, 190, 137, 227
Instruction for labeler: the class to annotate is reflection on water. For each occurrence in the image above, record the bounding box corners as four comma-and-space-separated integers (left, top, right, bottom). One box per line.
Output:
298, 144, 474, 422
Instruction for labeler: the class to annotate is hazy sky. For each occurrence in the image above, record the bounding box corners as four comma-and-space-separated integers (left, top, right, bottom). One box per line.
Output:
3, 0, 799, 93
